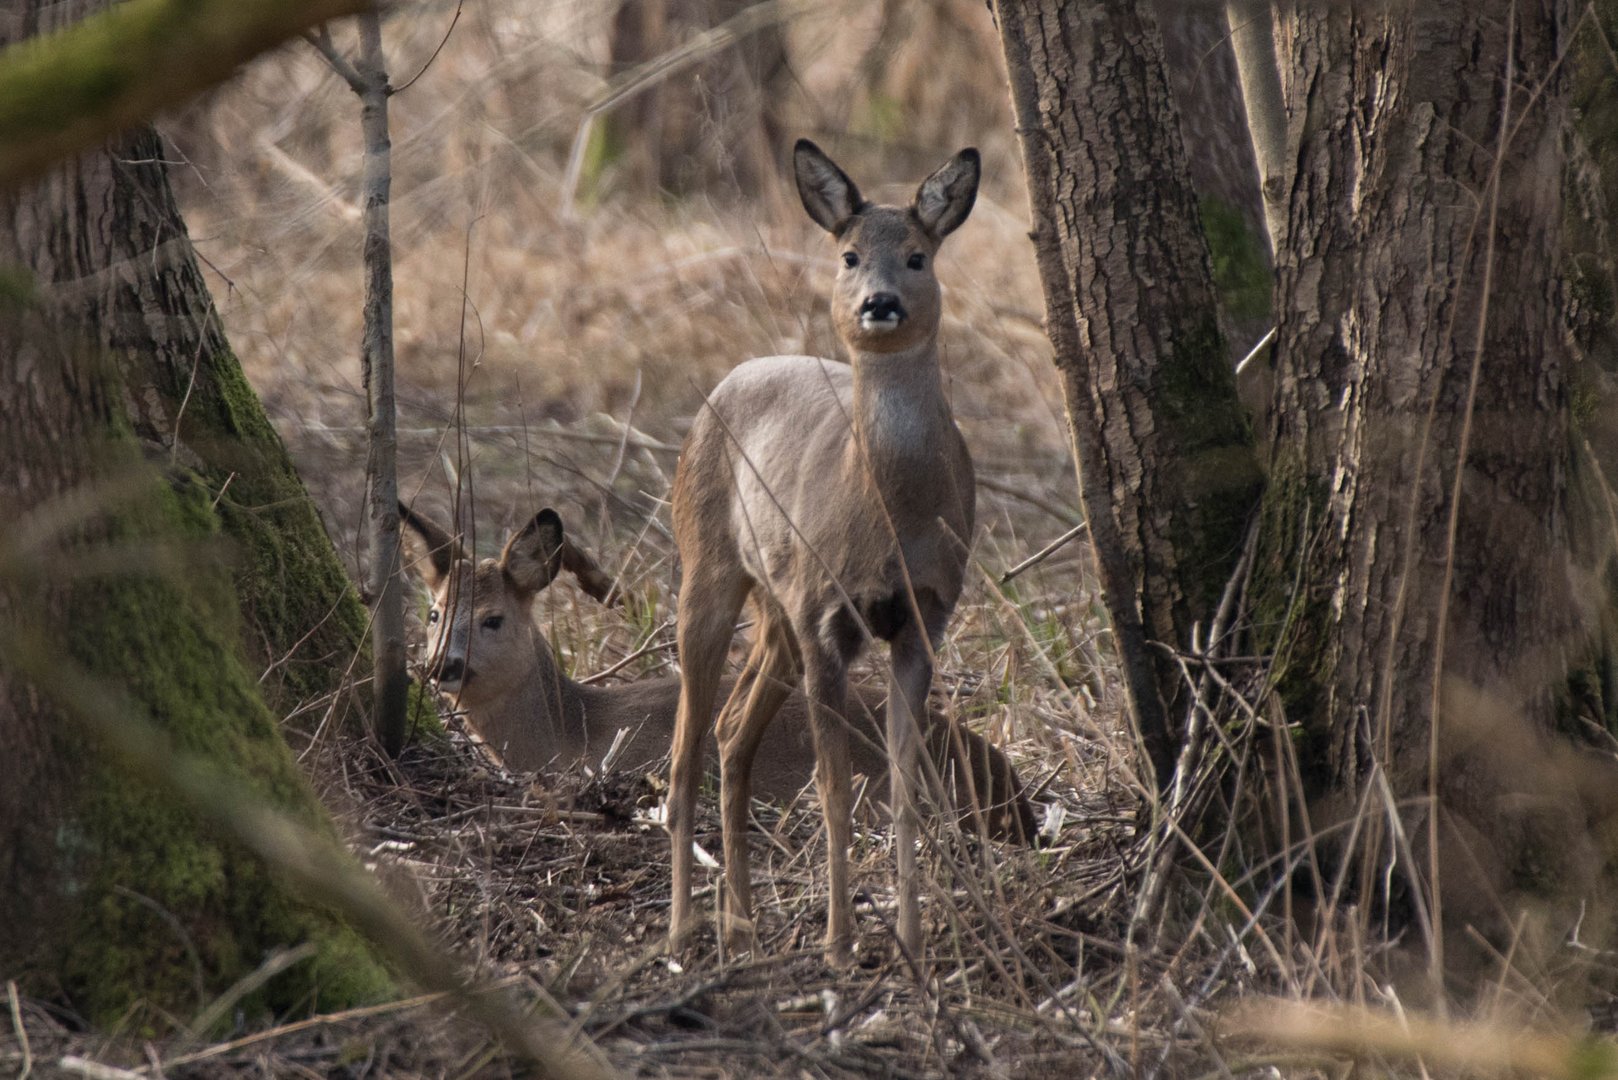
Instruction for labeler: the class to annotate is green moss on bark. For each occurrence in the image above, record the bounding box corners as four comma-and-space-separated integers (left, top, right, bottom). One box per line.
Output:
1200, 196, 1273, 323
407, 677, 444, 739
1157, 310, 1262, 618
163, 340, 371, 718
47, 469, 391, 1026
1245, 452, 1334, 778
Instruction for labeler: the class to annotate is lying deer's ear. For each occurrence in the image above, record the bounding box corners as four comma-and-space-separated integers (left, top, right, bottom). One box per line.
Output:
561, 539, 621, 606
913, 147, 979, 240
501, 508, 566, 595
795, 138, 866, 235
399, 502, 465, 592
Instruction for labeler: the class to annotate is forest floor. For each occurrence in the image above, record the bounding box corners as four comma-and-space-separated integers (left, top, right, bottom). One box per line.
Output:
6, 721, 1254, 1078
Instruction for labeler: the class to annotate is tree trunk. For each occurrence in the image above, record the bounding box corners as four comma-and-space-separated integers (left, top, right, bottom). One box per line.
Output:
355, 14, 408, 756
1222, 0, 1288, 255
0, 7, 371, 717
998, 0, 1618, 972
1152, 0, 1274, 359
0, 0, 389, 1025
994, 1, 1262, 787
1257, 0, 1613, 960
603, 0, 788, 199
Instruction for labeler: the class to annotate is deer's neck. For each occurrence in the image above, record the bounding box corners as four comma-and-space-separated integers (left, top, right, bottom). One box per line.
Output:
847, 337, 952, 476
467, 638, 590, 771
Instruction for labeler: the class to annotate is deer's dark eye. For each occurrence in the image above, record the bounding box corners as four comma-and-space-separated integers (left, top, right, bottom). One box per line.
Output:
481, 614, 505, 632
427, 609, 440, 625
842, 251, 860, 269
907, 252, 926, 271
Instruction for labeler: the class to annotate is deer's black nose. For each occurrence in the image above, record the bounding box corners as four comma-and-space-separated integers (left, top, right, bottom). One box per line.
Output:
437, 656, 466, 684
859, 293, 906, 323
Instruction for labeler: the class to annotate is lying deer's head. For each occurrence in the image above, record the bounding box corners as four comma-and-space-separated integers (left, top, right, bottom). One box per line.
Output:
398, 502, 616, 709
793, 139, 980, 355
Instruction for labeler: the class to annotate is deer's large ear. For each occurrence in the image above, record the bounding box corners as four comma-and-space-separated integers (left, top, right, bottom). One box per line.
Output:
501, 508, 565, 596
399, 502, 464, 592
561, 539, 621, 606
795, 139, 865, 235
913, 147, 979, 240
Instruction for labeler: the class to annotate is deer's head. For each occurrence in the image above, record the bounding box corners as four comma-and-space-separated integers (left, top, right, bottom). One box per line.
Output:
399, 503, 616, 710
794, 139, 980, 356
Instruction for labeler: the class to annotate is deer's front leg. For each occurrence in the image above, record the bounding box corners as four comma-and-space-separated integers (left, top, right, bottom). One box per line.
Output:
887, 620, 936, 959
802, 644, 854, 967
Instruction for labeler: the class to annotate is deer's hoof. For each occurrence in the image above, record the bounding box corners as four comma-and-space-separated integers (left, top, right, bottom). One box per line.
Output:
822, 938, 854, 969
719, 910, 756, 954
667, 914, 697, 955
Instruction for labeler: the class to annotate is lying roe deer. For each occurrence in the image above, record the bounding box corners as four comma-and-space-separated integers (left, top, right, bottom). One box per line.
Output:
397, 502, 1036, 842
669, 140, 982, 964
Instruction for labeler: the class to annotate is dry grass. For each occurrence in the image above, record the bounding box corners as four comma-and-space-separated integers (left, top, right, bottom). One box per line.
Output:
13, 1, 1618, 1077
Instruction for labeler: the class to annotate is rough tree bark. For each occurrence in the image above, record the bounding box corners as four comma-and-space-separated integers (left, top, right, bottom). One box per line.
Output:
994, 1, 1262, 787
0, 0, 388, 1024
998, 0, 1618, 972
2, 7, 371, 716
1257, 0, 1616, 944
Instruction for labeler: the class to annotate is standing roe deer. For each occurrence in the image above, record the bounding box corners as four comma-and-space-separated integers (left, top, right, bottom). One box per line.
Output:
669, 140, 982, 964
398, 502, 1035, 841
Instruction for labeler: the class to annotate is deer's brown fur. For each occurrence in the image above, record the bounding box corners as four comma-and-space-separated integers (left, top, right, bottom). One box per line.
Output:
669, 141, 983, 963
399, 503, 1035, 843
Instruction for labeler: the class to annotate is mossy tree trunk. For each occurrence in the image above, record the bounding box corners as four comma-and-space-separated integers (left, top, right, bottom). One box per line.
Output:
0, 0, 389, 1026
1255, 0, 1615, 946
2, 3, 369, 715
994, 0, 1262, 787
999, 0, 1618, 967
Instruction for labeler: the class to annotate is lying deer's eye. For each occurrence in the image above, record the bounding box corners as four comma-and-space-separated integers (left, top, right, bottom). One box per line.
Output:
427, 609, 441, 625
480, 614, 505, 632
842, 251, 860, 269
907, 252, 926, 271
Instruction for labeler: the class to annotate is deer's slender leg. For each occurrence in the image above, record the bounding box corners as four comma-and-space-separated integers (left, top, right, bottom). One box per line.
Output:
668, 573, 748, 951
886, 613, 940, 960
716, 609, 800, 948
800, 636, 854, 966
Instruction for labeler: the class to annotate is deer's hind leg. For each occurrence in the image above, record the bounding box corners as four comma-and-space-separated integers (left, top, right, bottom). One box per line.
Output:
669, 569, 749, 952
716, 602, 801, 948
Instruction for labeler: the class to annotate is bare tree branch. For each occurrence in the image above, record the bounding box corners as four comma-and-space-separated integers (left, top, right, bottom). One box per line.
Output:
303, 23, 365, 92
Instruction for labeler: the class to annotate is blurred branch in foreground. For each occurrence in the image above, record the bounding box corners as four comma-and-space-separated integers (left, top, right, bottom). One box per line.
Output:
0, 0, 370, 187
1226, 999, 1618, 1078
